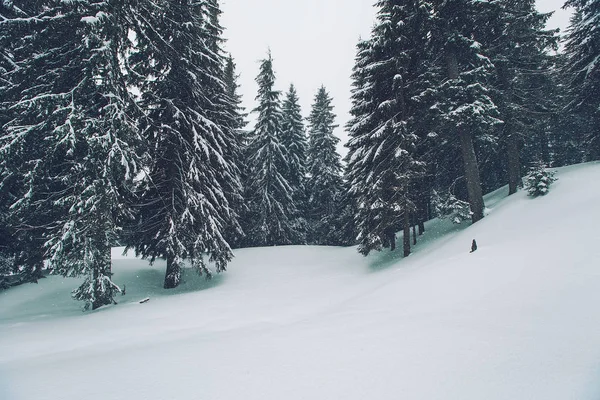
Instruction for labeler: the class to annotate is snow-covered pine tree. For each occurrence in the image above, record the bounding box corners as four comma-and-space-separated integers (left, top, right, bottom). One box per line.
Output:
484, 0, 558, 195
222, 54, 249, 248
245, 51, 299, 246
224, 55, 248, 132
524, 161, 557, 197
124, 0, 242, 288
544, 54, 585, 167
0, 0, 143, 309
563, 0, 600, 159
345, 1, 429, 256
281, 84, 308, 242
428, 0, 501, 223
306, 86, 343, 245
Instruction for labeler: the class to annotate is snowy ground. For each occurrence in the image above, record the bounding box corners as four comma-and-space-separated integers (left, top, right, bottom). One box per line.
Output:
2, 163, 600, 400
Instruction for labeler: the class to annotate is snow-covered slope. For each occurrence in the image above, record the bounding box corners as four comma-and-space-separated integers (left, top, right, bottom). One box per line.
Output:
2, 163, 600, 400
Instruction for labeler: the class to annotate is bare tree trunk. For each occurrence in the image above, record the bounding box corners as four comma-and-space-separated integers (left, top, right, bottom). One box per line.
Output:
164, 253, 181, 289
459, 129, 485, 223
389, 230, 396, 251
412, 223, 417, 246
507, 129, 522, 195
403, 210, 411, 257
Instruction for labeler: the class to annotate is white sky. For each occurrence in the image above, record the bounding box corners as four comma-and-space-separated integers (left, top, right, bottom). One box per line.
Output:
221, 0, 572, 157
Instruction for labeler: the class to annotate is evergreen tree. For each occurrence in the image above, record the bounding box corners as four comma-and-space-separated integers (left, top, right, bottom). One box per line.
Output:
486, 0, 558, 194
281, 84, 308, 242
563, 0, 600, 159
306, 86, 343, 245
345, 1, 429, 256
223, 55, 248, 132
222, 54, 249, 248
1, 0, 142, 309
245, 51, 299, 246
124, 0, 242, 288
428, 0, 501, 223
524, 161, 557, 197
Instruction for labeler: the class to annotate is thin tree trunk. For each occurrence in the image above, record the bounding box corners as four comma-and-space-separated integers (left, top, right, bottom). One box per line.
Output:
164, 253, 181, 289
403, 210, 411, 257
389, 230, 396, 251
418, 191, 426, 235
412, 223, 417, 246
507, 129, 522, 195
459, 129, 485, 223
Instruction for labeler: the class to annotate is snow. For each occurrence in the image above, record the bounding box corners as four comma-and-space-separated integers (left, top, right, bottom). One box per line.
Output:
2, 162, 600, 399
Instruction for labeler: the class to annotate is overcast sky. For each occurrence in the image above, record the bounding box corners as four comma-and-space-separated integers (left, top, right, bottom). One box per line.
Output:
221, 0, 572, 157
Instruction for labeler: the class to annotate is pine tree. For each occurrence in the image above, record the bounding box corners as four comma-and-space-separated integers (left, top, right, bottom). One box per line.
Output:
428, 0, 501, 223
222, 54, 249, 248
306, 86, 343, 245
124, 0, 242, 288
563, 0, 600, 159
1, 0, 142, 309
245, 51, 299, 246
223, 55, 248, 132
281, 84, 308, 242
485, 0, 558, 194
524, 161, 557, 197
345, 1, 429, 255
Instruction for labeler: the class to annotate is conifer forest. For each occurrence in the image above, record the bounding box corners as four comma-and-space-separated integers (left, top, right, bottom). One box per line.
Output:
1, 0, 599, 310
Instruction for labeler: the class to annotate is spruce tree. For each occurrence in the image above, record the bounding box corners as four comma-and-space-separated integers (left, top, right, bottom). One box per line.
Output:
306, 86, 343, 245
124, 0, 242, 288
428, 0, 501, 223
1, 0, 142, 309
245, 51, 299, 246
281, 84, 308, 242
222, 54, 249, 248
563, 0, 600, 159
485, 0, 558, 194
345, 1, 429, 255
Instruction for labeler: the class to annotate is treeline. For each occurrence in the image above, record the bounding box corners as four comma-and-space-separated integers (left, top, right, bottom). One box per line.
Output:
0, 0, 598, 309
344, 0, 599, 256
0, 0, 344, 309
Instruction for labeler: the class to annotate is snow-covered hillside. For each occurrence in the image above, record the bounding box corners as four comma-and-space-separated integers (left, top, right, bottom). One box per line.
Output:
1, 163, 600, 400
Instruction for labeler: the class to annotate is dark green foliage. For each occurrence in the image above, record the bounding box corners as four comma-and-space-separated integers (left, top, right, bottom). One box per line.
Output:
345, 2, 429, 255
1, 0, 143, 309
124, 0, 242, 288
563, 1, 600, 159
245, 52, 300, 246
306, 86, 343, 245
524, 161, 557, 197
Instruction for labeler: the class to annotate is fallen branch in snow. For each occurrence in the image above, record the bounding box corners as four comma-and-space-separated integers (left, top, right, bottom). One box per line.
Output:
139, 297, 150, 304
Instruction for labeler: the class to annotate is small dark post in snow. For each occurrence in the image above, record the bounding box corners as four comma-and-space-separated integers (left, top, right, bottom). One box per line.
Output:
470, 239, 478, 253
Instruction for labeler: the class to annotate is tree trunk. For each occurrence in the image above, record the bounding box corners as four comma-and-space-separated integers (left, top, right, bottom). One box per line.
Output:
417, 192, 426, 235
459, 129, 485, 223
164, 253, 181, 289
403, 210, 411, 257
507, 129, 522, 195
92, 237, 114, 310
412, 223, 417, 246
389, 230, 396, 251
446, 48, 485, 223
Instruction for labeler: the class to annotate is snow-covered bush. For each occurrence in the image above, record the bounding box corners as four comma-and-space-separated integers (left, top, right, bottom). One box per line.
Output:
524, 162, 557, 197
432, 190, 472, 224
